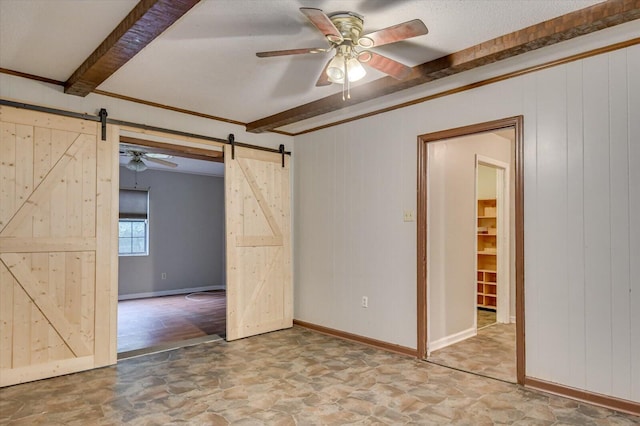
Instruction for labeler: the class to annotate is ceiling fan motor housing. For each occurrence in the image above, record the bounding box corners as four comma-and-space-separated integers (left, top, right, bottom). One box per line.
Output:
327, 11, 366, 45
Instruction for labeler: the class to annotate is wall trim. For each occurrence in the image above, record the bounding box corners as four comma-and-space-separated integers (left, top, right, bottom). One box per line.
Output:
293, 319, 417, 358
525, 377, 640, 417
118, 285, 225, 301
428, 327, 477, 353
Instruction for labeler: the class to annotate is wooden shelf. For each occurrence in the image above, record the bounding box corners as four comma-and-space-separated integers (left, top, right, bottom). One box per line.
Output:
477, 198, 497, 311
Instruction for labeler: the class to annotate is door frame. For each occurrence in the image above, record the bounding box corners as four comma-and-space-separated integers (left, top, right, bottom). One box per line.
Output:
475, 155, 511, 325
417, 116, 525, 385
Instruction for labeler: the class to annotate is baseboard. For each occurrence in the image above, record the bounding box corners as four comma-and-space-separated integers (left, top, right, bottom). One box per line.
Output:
510, 315, 516, 323
293, 319, 417, 357
428, 326, 476, 352
525, 377, 640, 417
118, 285, 225, 301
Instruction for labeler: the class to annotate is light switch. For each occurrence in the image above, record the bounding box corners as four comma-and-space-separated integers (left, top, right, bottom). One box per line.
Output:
403, 210, 415, 222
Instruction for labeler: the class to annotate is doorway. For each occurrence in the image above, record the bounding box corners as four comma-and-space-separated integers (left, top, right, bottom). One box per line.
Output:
417, 116, 524, 384
116, 137, 226, 358
115, 132, 294, 354
476, 155, 510, 327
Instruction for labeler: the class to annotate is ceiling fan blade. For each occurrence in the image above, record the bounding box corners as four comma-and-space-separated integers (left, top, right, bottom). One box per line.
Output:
359, 19, 428, 48
360, 51, 412, 80
300, 8, 343, 43
144, 157, 178, 168
256, 47, 328, 58
316, 58, 333, 87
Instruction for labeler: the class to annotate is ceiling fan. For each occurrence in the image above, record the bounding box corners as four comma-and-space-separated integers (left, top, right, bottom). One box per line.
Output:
120, 149, 178, 172
256, 8, 428, 99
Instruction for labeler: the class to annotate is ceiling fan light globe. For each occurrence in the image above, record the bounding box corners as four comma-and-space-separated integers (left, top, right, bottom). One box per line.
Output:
327, 55, 345, 83
347, 58, 366, 82
126, 158, 147, 172
327, 68, 344, 83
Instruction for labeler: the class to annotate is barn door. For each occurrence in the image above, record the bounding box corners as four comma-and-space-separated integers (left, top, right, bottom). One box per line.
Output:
225, 145, 292, 341
0, 106, 118, 387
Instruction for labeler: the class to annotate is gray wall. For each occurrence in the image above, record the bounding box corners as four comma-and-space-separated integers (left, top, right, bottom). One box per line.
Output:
118, 167, 225, 297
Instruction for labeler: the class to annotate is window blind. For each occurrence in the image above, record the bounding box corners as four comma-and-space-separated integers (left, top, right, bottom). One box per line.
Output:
119, 189, 148, 219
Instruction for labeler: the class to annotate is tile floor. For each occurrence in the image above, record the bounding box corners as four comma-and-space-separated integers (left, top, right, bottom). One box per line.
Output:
428, 323, 516, 383
477, 309, 497, 329
1, 327, 637, 425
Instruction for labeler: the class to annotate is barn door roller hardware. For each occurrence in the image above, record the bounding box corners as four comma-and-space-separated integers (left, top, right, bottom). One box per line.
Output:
99, 108, 108, 141
279, 144, 285, 167
228, 133, 235, 160
0, 99, 292, 157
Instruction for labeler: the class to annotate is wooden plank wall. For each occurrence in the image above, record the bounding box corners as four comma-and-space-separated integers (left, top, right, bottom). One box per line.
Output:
524, 47, 638, 399
293, 44, 640, 402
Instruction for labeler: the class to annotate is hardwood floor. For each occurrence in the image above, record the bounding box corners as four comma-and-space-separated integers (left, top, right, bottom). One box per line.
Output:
117, 290, 226, 354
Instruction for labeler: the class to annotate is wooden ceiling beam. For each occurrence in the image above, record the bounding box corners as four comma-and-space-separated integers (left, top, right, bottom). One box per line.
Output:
120, 136, 224, 163
64, 0, 201, 97
246, 0, 640, 133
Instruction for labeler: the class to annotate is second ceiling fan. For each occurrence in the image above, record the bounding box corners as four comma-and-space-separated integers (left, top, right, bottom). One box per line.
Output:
121, 148, 178, 172
257, 8, 428, 98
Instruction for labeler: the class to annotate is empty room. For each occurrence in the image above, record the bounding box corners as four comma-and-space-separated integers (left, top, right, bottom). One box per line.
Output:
117, 141, 226, 357
1, 0, 639, 423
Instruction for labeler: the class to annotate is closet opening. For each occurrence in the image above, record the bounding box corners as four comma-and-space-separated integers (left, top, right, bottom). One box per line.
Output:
116, 136, 226, 359
417, 116, 524, 384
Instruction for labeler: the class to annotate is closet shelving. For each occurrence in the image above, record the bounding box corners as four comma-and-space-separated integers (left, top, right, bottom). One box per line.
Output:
477, 198, 497, 310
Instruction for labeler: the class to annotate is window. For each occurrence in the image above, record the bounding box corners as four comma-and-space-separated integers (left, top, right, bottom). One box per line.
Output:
119, 189, 149, 256
118, 219, 148, 255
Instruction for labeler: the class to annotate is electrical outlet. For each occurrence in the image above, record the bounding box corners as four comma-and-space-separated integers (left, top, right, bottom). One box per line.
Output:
161, 273, 167, 280
362, 296, 368, 308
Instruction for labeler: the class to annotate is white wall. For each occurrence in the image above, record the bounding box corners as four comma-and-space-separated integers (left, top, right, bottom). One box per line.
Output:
293, 44, 640, 402
118, 167, 225, 297
478, 164, 497, 199
427, 134, 511, 346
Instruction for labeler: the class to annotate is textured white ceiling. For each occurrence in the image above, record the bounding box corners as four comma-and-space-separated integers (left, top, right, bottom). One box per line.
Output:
1, 0, 605, 129
0, 0, 138, 81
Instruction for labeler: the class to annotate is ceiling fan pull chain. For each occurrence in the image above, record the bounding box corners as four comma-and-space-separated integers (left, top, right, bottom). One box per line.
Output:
346, 55, 351, 100
342, 80, 346, 101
